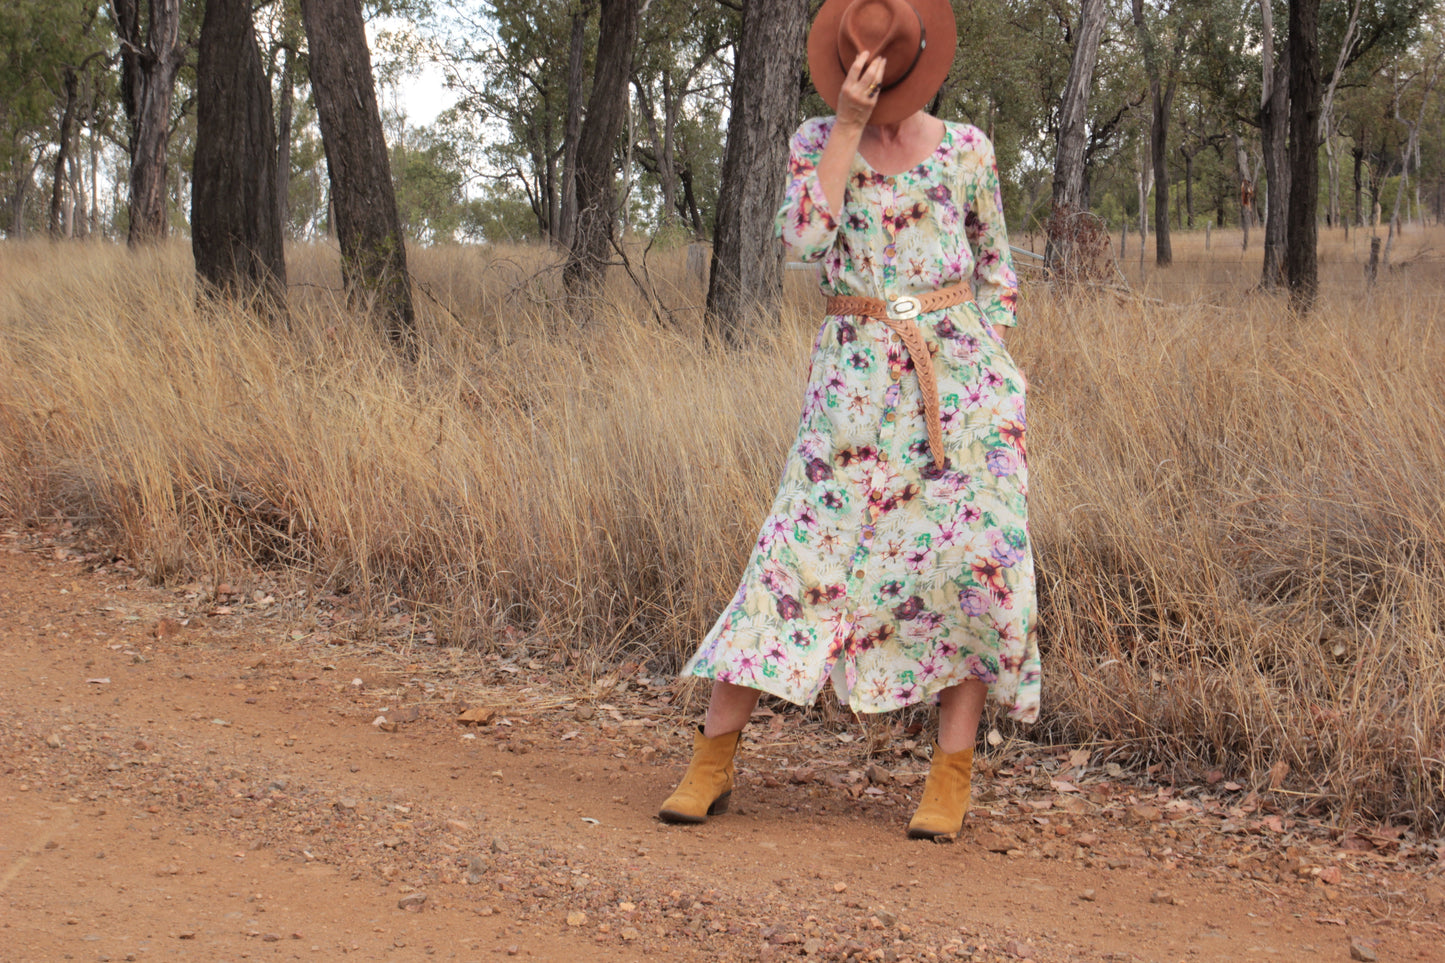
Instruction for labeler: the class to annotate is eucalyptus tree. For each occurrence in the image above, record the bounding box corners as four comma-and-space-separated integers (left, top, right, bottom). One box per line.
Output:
300, 0, 416, 350
192, 0, 286, 310
705, 0, 806, 338
111, 0, 195, 245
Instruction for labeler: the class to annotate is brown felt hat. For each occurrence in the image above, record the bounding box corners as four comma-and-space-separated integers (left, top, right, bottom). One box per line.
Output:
808, 0, 957, 126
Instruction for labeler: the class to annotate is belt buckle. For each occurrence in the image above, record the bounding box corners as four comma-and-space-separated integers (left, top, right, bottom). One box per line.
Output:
887, 295, 920, 321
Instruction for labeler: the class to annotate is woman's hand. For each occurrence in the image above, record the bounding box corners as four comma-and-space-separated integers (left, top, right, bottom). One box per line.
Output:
815, 52, 886, 213
836, 51, 887, 131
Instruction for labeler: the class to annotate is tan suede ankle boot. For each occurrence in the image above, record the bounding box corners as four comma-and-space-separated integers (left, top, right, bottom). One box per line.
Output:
906, 743, 974, 839
657, 725, 742, 824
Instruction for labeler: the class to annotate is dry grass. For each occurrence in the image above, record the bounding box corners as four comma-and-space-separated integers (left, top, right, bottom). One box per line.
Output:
2, 228, 1443, 830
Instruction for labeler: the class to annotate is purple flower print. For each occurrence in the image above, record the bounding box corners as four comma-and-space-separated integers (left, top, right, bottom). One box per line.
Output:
904, 547, 931, 572
934, 317, 958, 340
990, 531, 1026, 567
926, 184, 952, 203
806, 457, 834, 482
795, 505, 819, 530
821, 491, 844, 510
959, 504, 982, 524
986, 448, 1017, 477
982, 369, 1005, 389
735, 651, 762, 679
894, 682, 922, 703
958, 587, 989, 617
962, 653, 998, 683
961, 384, 987, 410
776, 595, 802, 620
837, 321, 857, 345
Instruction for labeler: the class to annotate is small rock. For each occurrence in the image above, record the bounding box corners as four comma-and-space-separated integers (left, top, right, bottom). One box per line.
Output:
446, 818, 471, 832
45, 733, 63, 749
491, 836, 510, 854
1004, 940, 1039, 959
573, 705, 596, 722
619, 927, 639, 941
803, 937, 824, 955
1319, 865, 1342, 885
153, 618, 183, 639
467, 856, 490, 884
397, 893, 427, 912
334, 798, 357, 812
1074, 832, 1099, 848
1150, 890, 1177, 905
566, 911, 588, 927
1129, 805, 1163, 824
976, 831, 1018, 853
866, 763, 893, 786
833, 882, 848, 893
1079, 889, 1096, 901
1349, 937, 1378, 962
176, 931, 196, 940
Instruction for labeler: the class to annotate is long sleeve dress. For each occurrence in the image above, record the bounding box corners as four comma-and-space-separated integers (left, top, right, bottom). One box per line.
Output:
682, 116, 1040, 724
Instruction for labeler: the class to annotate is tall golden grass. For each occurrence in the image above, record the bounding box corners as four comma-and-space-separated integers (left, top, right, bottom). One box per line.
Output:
1, 228, 1442, 829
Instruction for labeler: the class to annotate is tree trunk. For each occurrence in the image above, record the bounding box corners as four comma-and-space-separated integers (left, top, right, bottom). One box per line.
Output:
563, 0, 642, 296
1351, 143, 1363, 225
1258, 0, 1288, 288
112, 0, 187, 246
276, 43, 295, 234
1148, 82, 1175, 264
49, 68, 80, 238
300, 0, 415, 352
1182, 148, 1195, 228
706, 0, 809, 339
192, 0, 287, 312
1046, 0, 1107, 271
558, 0, 593, 249
1285, 0, 1320, 311
1232, 132, 1253, 249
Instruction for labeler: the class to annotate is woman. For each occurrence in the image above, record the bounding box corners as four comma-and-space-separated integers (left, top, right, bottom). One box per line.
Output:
660, 0, 1039, 839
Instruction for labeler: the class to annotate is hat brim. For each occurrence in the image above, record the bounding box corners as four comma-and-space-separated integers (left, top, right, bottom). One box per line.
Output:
807, 0, 957, 126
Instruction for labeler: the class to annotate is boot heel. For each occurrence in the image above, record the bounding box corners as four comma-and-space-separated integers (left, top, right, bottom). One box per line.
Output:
707, 791, 732, 815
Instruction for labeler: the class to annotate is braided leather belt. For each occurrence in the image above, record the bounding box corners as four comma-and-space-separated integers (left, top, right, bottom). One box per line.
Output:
823, 282, 974, 470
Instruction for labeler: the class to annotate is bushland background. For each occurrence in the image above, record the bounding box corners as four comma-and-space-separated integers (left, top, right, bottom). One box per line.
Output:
2, 0, 1445, 834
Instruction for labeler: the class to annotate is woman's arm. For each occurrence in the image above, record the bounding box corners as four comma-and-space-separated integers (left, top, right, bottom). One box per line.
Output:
964, 130, 1020, 331
815, 53, 886, 213
773, 53, 886, 262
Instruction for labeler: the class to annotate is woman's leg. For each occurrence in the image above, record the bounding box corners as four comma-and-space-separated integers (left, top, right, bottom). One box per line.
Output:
704, 680, 762, 737
659, 680, 759, 823
936, 679, 988, 753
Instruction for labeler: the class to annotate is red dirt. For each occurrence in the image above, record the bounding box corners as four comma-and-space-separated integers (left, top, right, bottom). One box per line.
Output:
1, 529, 1442, 962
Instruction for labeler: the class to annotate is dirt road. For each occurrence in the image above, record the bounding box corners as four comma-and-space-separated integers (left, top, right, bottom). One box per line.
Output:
1, 530, 1441, 962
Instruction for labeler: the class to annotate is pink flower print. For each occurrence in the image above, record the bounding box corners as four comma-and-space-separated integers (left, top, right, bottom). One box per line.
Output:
763, 638, 787, 662
939, 404, 961, 431
776, 595, 802, 620
957, 126, 980, 148
894, 682, 921, 703
825, 371, 847, 394
918, 654, 945, 680
982, 369, 1005, 389
788, 627, 812, 648
977, 247, 1000, 267
734, 651, 762, 680
904, 546, 931, 572
936, 639, 959, 658
937, 520, 965, 547
958, 587, 989, 617
878, 579, 905, 599
836, 321, 857, 345
794, 505, 819, 531
856, 445, 880, 463
926, 184, 952, 203
916, 610, 944, 631
934, 317, 959, 340
758, 513, 791, 549
806, 457, 834, 482
958, 504, 982, 524
961, 383, 987, 410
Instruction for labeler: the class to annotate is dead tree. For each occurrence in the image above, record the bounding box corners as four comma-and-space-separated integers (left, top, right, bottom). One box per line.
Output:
1046, 0, 1108, 273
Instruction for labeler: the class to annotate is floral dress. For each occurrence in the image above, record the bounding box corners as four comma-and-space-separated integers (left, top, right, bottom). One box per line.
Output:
683, 116, 1040, 724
